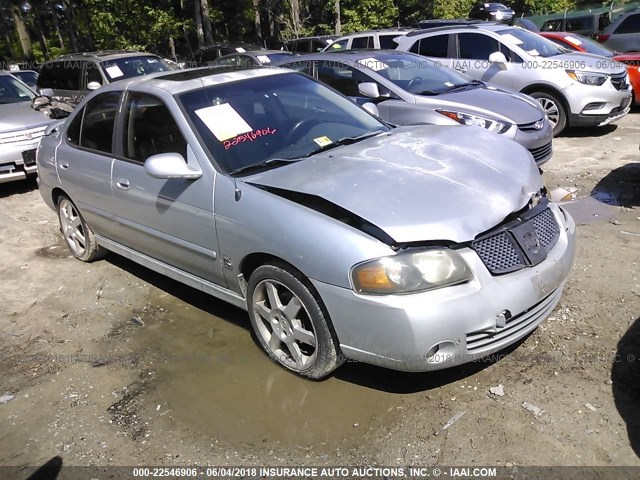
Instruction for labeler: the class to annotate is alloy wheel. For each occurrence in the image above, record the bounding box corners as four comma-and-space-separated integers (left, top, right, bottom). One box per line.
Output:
538, 97, 560, 127
59, 198, 87, 257
252, 279, 317, 371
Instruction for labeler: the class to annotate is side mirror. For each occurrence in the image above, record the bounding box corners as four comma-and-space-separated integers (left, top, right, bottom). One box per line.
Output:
39, 87, 54, 97
362, 102, 380, 117
488, 51, 508, 70
87, 81, 102, 91
144, 153, 202, 179
358, 82, 381, 99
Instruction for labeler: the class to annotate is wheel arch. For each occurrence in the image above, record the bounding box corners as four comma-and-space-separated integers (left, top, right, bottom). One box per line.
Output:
51, 186, 70, 207
520, 84, 570, 115
239, 252, 343, 347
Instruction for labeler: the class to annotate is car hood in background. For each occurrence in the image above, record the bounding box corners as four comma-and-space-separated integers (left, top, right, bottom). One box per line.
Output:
555, 52, 627, 74
246, 126, 543, 244
418, 86, 544, 125
0, 102, 53, 132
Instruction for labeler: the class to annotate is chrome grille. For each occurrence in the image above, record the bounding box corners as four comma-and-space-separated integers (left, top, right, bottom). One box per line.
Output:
471, 207, 560, 275
527, 142, 552, 163
0, 125, 47, 146
610, 72, 629, 91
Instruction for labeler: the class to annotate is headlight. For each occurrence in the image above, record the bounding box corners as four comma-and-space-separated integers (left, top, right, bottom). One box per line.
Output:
566, 70, 608, 86
436, 109, 511, 134
351, 249, 473, 295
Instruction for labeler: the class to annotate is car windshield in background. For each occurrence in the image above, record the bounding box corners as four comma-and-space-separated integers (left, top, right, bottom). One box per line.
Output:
261, 53, 295, 63
0, 75, 36, 104
360, 53, 474, 94
12, 71, 38, 87
101, 56, 173, 81
498, 28, 566, 57
565, 34, 614, 57
179, 72, 389, 174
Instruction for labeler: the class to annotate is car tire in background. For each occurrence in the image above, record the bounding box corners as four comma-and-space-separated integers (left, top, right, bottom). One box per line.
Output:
529, 91, 567, 136
57, 196, 106, 262
247, 263, 344, 379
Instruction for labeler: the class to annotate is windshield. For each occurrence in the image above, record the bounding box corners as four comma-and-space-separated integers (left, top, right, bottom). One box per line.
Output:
498, 28, 566, 58
357, 52, 475, 94
261, 53, 294, 64
101, 55, 174, 81
0, 75, 36, 104
564, 34, 614, 57
179, 72, 389, 174
12, 71, 38, 86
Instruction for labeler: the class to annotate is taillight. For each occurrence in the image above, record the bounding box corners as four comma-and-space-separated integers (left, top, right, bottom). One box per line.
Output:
596, 34, 610, 42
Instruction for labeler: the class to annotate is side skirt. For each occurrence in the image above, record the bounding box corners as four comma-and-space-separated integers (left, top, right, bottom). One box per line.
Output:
95, 235, 248, 311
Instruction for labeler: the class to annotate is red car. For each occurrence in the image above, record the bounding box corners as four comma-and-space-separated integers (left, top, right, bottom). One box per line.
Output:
540, 31, 640, 104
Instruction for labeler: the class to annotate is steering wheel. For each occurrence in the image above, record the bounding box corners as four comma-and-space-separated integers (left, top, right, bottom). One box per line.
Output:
285, 118, 321, 145
407, 76, 424, 90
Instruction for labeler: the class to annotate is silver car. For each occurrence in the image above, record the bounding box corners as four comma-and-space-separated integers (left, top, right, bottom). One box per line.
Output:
36, 67, 576, 379
396, 24, 633, 135
0, 72, 55, 184
276, 50, 554, 166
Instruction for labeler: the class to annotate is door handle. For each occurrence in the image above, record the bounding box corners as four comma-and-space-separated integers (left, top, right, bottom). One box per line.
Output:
455, 67, 468, 73
59, 162, 69, 170
115, 179, 130, 191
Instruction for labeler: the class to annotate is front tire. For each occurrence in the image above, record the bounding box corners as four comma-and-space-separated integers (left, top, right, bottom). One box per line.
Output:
530, 91, 567, 136
247, 263, 344, 380
57, 196, 105, 262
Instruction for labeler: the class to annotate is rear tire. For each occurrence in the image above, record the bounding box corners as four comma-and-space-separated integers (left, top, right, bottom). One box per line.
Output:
530, 91, 567, 136
57, 196, 106, 262
247, 263, 344, 380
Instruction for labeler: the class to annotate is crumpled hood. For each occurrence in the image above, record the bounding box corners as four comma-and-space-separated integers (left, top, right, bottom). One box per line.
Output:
424, 86, 544, 125
0, 102, 52, 133
246, 126, 543, 244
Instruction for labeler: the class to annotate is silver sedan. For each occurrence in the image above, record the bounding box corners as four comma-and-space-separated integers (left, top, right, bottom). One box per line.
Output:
276, 50, 554, 166
36, 67, 576, 379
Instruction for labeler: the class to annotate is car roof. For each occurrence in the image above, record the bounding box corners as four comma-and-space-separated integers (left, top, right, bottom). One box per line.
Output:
274, 49, 421, 64
49, 50, 157, 62
405, 22, 513, 37
287, 35, 339, 42
335, 28, 413, 38
108, 66, 291, 95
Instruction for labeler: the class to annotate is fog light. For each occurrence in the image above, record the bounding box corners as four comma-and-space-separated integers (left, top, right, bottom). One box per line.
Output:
582, 102, 605, 111
426, 345, 440, 360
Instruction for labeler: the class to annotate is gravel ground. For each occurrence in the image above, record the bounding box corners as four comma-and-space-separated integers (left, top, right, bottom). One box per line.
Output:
0, 115, 639, 472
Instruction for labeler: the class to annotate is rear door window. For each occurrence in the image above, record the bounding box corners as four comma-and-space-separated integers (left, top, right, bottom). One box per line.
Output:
351, 36, 374, 49
379, 34, 400, 49
616, 14, 640, 34
76, 91, 121, 153
416, 34, 449, 57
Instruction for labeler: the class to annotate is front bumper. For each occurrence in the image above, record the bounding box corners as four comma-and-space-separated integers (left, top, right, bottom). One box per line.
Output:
564, 80, 632, 128
0, 139, 41, 184
313, 203, 576, 372
507, 119, 554, 166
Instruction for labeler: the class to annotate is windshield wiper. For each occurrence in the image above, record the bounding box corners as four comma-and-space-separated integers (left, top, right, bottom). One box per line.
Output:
298, 130, 385, 158
230, 157, 299, 176
415, 89, 441, 95
441, 80, 485, 92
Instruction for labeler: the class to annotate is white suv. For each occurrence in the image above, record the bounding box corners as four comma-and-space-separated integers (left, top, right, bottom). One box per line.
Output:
396, 24, 632, 135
